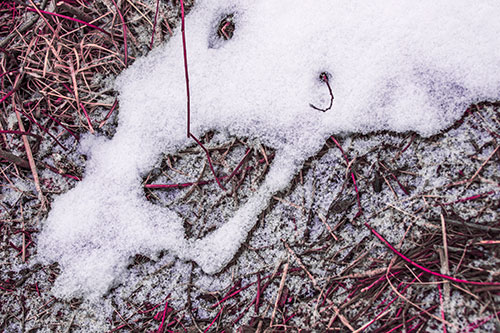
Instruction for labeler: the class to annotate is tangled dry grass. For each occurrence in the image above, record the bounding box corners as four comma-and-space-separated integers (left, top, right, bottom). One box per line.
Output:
1, 1, 499, 332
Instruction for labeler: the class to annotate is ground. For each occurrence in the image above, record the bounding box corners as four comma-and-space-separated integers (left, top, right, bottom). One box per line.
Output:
0, 1, 499, 332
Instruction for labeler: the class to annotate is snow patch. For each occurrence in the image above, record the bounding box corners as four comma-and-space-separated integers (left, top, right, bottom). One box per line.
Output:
37, 0, 500, 298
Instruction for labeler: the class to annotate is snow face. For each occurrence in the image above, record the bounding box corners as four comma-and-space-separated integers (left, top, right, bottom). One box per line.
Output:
37, 0, 500, 299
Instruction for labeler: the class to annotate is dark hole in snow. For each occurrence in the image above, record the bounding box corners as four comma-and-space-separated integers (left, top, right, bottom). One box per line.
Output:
319, 71, 331, 83
217, 14, 235, 40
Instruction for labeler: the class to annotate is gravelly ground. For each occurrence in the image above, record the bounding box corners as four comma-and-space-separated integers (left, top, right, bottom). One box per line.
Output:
0, 1, 499, 332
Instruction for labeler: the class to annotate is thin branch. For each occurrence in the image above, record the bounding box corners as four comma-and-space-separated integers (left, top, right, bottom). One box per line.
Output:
365, 222, 500, 286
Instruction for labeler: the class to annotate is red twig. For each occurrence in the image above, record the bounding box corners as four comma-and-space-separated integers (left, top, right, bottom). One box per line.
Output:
145, 152, 273, 189
225, 148, 251, 183
137, 303, 161, 314
213, 268, 302, 312
0, 285, 14, 292
255, 273, 261, 314
99, 98, 118, 128
400, 134, 415, 155
204, 304, 224, 332
0, 68, 18, 80
386, 305, 439, 333
180, 0, 190, 138
110, 0, 128, 67
189, 133, 226, 190
220, 21, 231, 39
438, 283, 448, 333
41, 110, 79, 140
179, 0, 225, 191
439, 191, 496, 206
331, 136, 362, 217
150, 0, 160, 49
42, 162, 80, 181
0, 83, 17, 104
463, 310, 500, 333
25, 7, 109, 35
310, 72, 334, 112
146, 178, 212, 189
211, 281, 253, 309
80, 102, 95, 133
233, 298, 257, 325
365, 222, 500, 286
61, 83, 93, 136
389, 172, 409, 195
361, 273, 423, 331
351, 172, 362, 218
17, 110, 67, 150
0, 129, 42, 142
157, 299, 169, 333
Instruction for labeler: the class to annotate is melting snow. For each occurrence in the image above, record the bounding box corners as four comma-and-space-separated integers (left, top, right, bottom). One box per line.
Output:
37, 0, 500, 298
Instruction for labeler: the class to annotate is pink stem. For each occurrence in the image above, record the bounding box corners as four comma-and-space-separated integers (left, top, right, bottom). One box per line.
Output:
20, 110, 68, 150
214, 268, 302, 311
146, 179, 213, 189
233, 298, 256, 325
110, 0, 128, 66
464, 311, 500, 333
400, 134, 415, 155
0, 129, 42, 142
386, 305, 439, 333
351, 172, 362, 217
99, 98, 118, 128
330, 136, 348, 163
190, 133, 226, 191
156, 300, 169, 333
145, 152, 273, 189
79, 102, 95, 133
43, 162, 80, 181
363, 273, 422, 331
439, 191, 495, 206
0, 84, 17, 104
365, 222, 500, 286
438, 283, 448, 333
204, 304, 224, 332
255, 273, 261, 314
225, 148, 251, 183
0, 68, 18, 80
25, 7, 109, 35
180, 0, 190, 138
150, 0, 160, 49
331, 136, 362, 217
310, 73, 334, 112
389, 172, 409, 195
137, 303, 160, 314
179, 0, 226, 191
40, 109, 79, 140
211, 282, 251, 309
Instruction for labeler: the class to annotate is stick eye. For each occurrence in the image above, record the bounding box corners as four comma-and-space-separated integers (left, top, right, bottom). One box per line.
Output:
217, 14, 235, 40
319, 72, 331, 82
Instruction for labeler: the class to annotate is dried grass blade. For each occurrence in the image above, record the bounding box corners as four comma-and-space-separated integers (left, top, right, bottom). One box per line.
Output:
365, 222, 500, 286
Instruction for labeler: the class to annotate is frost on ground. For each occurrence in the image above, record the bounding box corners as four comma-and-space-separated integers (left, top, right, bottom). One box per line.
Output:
7, 104, 497, 332
36, 0, 500, 300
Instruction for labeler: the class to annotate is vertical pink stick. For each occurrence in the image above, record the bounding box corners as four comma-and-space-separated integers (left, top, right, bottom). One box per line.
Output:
180, 0, 190, 138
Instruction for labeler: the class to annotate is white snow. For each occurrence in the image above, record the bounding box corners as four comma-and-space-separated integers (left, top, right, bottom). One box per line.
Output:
37, 0, 500, 299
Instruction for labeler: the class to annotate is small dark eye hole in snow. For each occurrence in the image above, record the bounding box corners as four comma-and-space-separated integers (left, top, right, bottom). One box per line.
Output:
318, 71, 331, 83
310, 71, 334, 112
209, 12, 236, 48
217, 14, 235, 40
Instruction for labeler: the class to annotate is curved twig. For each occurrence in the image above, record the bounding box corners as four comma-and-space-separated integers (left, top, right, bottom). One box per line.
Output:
310, 72, 334, 112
